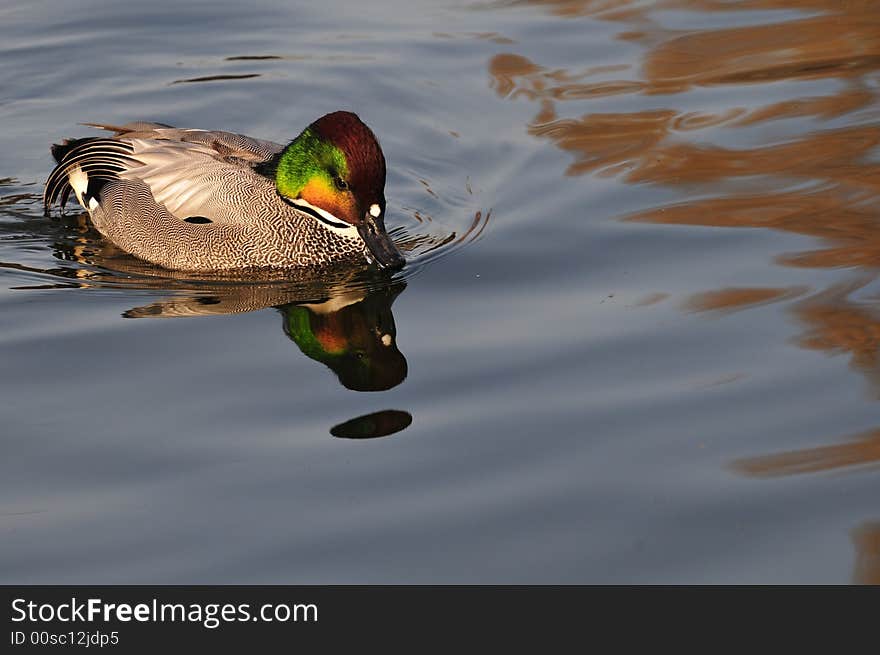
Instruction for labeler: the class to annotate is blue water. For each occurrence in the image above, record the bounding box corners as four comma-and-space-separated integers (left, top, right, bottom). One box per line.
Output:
2, 0, 879, 583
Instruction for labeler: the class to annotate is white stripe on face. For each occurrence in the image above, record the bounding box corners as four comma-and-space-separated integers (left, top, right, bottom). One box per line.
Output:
289, 197, 356, 235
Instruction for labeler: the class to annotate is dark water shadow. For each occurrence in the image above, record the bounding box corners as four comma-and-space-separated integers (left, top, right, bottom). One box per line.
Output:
170, 73, 261, 85
330, 409, 413, 439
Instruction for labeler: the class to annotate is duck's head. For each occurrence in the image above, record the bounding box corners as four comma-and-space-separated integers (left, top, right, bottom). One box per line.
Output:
273, 111, 404, 269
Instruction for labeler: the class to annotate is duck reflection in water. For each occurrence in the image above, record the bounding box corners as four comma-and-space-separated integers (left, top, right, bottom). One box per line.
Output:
121, 272, 409, 396
280, 282, 406, 393
3, 233, 412, 438
278, 281, 411, 439
128, 270, 412, 438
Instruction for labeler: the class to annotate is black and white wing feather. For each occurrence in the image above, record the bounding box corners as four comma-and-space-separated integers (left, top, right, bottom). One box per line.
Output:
43, 138, 139, 216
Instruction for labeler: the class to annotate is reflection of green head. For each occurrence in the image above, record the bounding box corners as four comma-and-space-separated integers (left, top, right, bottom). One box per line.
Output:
280, 283, 407, 392
284, 306, 345, 361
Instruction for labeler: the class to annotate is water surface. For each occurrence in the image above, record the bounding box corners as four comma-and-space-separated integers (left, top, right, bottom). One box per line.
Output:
2, 0, 880, 583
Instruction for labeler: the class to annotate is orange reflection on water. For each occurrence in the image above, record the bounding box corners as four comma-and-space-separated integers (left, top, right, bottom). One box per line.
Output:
490, 0, 880, 192
507, 0, 880, 22
488, 0, 880, 344
793, 281, 880, 380
486, 0, 880, 584
628, 191, 880, 270
490, 50, 880, 188
489, 53, 642, 104
852, 522, 880, 585
685, 286, 807, 314
491, 0, 880, 486
732, 427, 880, 478
641, 10, 880, 93
734, 88, 874, 128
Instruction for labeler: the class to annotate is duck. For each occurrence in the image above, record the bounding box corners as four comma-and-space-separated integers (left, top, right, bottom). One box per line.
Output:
42, 111, 405, 271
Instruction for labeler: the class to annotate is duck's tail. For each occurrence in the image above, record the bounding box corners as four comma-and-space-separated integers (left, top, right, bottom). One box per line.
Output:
43, 137, 137, 217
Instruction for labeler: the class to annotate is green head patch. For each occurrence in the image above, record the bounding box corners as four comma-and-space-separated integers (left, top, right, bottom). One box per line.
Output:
275, 127, 349, 200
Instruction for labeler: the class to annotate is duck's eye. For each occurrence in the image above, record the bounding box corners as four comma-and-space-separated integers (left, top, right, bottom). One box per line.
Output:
332, 175, 349, 191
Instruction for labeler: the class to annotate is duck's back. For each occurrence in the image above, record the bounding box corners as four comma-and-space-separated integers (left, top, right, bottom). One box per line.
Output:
92, 122, 285, 224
